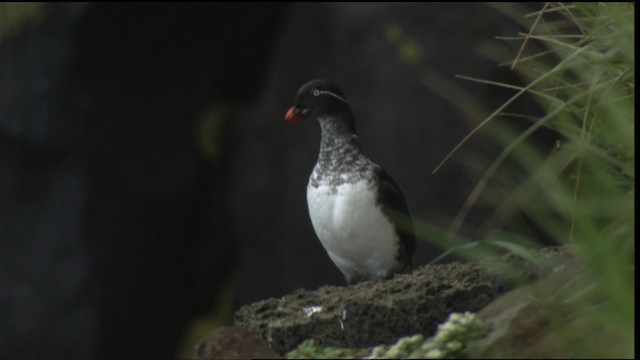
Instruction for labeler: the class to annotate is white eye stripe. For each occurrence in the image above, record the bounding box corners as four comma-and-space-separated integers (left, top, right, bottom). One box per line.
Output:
312, 89, 349, 103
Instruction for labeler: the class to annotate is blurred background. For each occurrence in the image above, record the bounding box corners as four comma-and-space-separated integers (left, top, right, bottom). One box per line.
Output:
0, 3, 550, 359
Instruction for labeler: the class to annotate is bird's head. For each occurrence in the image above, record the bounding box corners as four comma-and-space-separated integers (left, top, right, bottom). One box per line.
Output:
285, 79, 351, 122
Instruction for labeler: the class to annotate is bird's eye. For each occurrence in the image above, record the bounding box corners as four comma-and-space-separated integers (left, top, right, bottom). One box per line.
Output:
313, 89, 321, 97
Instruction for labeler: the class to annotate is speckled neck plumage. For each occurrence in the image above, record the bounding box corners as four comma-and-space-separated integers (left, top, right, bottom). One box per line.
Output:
309, 114, 376, 189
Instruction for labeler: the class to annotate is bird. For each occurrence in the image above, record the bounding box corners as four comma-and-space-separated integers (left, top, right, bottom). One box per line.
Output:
285, 79, 416, 284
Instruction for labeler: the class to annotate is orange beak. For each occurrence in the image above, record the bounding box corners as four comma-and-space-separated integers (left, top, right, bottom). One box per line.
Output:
285, 107, 306, 122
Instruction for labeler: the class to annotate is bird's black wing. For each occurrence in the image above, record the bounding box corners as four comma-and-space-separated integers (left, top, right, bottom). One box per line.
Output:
373, 166, 416, 270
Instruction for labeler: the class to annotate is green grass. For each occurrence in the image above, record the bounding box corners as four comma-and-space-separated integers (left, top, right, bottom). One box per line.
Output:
421, 2, 634, 357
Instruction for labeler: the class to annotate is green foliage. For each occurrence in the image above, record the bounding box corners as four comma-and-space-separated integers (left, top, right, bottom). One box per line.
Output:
434, 2, 634, 357
285, 312, 484, 359
395, 2, 633, 357
369, 312, 484, 359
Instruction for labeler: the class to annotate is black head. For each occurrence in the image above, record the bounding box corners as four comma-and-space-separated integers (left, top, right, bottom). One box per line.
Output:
285, 79, 351, 122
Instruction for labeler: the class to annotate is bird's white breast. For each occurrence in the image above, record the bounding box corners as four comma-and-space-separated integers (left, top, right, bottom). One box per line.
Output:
306, 179, 398, 281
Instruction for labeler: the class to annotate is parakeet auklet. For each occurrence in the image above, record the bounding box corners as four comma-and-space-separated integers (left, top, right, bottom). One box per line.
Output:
285, 79, 416, 284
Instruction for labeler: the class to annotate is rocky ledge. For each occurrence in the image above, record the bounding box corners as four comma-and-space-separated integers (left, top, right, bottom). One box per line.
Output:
234, 262, 494, 354
197, 247, 572, 358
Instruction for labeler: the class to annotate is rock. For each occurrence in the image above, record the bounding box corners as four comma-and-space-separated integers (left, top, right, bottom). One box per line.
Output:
479, 245, 574, 295
234, 262, 494, 354
195, 327, 281, 360
470, 261, 630, 358
1, 3, 284, 358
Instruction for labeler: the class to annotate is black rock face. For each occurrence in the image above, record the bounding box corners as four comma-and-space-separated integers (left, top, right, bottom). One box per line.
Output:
1, 3, 284, 359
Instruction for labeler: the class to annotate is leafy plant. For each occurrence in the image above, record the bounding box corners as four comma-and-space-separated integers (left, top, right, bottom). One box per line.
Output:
432, 2, 634, 357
